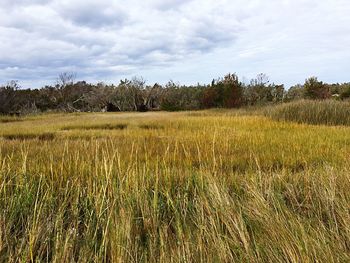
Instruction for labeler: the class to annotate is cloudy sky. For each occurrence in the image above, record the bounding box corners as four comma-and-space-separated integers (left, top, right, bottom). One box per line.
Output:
0, 0, 349, 88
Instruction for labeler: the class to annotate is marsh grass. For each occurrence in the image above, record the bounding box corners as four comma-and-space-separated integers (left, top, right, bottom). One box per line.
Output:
265, 100, 350, 126
0, 111, 349, 262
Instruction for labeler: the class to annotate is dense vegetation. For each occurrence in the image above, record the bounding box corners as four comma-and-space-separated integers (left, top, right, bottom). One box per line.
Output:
0, 111, 350, 262
1, 73, 349, 115
264, 100, 350, 126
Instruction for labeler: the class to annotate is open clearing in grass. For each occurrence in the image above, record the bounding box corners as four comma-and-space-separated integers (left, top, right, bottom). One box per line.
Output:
0, 109, 349, 262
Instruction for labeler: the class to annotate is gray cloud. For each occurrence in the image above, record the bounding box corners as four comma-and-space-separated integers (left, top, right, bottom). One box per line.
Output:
55, 1, 128, 29
0, 0, 349, 87
150, 0, 192, 10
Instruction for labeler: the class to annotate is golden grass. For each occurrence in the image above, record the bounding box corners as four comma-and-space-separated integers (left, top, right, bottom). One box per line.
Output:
0, 110, 349, 262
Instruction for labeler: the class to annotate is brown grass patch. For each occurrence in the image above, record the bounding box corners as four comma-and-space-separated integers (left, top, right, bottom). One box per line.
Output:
3, 132, 55, 141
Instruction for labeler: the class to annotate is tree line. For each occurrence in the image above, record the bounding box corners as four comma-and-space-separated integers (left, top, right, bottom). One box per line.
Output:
1, 73, 349, 115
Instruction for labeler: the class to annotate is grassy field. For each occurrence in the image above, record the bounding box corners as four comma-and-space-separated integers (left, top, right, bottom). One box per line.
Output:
0, 110, 350, 262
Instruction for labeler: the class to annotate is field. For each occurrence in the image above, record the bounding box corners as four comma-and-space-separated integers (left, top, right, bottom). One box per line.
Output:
0, 110, 350, 262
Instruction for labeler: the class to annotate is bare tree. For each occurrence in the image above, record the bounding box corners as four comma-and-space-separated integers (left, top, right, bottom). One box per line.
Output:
255, 73, 270, 86
57, 72, 76, 88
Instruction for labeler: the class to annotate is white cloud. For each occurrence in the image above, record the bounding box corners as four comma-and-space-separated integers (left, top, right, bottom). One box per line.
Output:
0, 0, 349, 87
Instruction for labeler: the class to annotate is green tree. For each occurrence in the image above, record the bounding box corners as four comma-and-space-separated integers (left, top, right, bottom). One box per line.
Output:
205, 73, 244, 108
304, 77, 330, 99
222, 73, 244, 108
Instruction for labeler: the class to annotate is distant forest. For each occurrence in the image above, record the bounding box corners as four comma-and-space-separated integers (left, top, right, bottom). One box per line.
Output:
1, 72, 349, 115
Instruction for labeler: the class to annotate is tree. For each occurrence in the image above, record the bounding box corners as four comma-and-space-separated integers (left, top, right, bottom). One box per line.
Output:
202, 73, 244, 108
143, 83, 163, 110
57, 72, 76, 88
271, 84, 285, 103
303, 77, 330, 100
107, 77, 146, 111
129, 77, 146, 111
245, 73, 274, 105
160, 81, 205, 111
222, 73, 244, 108
201, 87, 219, 108
160, 81, 182, 111
0, 81, 23, 114
285, 84, 304, 101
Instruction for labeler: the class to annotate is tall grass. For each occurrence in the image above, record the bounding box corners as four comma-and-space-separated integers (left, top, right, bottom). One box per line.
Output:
0, 111, 350, 262
265, 99, 350, 126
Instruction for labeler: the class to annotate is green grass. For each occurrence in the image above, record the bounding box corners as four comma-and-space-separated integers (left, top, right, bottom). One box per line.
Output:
264, 99, 350, 126
0, 110, 349, 262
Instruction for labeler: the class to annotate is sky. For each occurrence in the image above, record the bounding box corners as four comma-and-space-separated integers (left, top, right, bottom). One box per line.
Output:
0, 0, 349, 88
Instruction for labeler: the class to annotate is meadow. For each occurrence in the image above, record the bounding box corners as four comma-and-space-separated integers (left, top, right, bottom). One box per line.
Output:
0, 107, 350, 262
